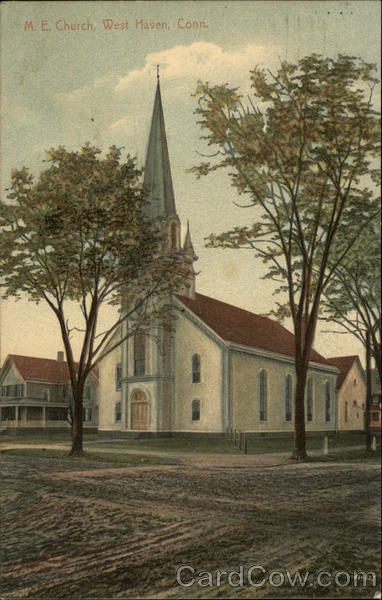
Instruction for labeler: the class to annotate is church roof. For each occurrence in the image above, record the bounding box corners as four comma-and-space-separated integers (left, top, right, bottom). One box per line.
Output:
328, 355, 362, 390
176, 293, 331, 366
2, 355, 99, 384
143, 80, 177, 220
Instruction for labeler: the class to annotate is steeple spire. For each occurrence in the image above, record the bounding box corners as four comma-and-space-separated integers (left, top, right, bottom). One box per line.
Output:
143, 71, 176, 221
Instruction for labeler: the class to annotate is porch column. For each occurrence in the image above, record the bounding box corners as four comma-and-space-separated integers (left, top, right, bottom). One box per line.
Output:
15, 406, 19, 423
42, 406, 46, 427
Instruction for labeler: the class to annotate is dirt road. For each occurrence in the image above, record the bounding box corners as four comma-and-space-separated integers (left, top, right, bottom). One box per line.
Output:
1, 454, 380, 598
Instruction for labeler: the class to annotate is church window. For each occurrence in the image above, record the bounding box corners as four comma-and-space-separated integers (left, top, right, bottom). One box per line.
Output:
115, 402, 122, 422
192, 354, 201, 383
306, 378, 313, 422
259, 370, 267, 421
285, 374, 292, 421
83, 407, 92, 422
325, 381, 331, 422
116, 363, 122, 390
134, 332, 146, 376
170, 222, 177, 251
192, 399, 200, 421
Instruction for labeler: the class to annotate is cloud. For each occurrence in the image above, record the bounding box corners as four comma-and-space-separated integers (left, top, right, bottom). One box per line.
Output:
115, 42, 275, 92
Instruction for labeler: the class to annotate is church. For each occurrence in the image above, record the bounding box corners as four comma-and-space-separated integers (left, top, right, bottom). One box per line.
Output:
98, 77, 339, 436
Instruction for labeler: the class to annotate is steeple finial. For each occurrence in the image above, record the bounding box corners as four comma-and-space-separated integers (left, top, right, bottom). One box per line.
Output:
157, 64, 160, 81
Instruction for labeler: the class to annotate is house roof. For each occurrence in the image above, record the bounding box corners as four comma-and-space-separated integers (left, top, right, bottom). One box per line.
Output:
328, 355, 360, 389
176, 292, 331, 366
3, 355, 99, 384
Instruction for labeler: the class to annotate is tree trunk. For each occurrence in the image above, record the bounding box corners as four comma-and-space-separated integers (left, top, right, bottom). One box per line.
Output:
365, 331, 372, 452
70, 385, 84, 456
293, 360, 308, 460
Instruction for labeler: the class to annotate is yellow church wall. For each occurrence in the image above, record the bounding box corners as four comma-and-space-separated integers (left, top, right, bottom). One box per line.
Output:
337, 360, 366, 431
98, 345, 122, 431
173, 312, 223, 432
231, 351, 338, 432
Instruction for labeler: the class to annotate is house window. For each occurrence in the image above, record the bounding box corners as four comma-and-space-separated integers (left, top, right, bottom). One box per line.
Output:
325, 381, 331, 422
306, 378, 313, 422
345, 401, 348, 422
192, 399, 200, 421
134, 332, 146, 376
259, 369, 267, 421
371, 412, 379, 422
43, 389, 50, 402
285, 374, 292, 422
116, 363, 122, 390
192, 354, 201, 383
115, 402, 122, 422
83, 385, 91, 400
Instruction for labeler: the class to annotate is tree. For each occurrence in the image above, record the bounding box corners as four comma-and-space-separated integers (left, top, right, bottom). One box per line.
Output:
0, 145, 184, 455
191, 54, 380, 459
322, 220, 381, 449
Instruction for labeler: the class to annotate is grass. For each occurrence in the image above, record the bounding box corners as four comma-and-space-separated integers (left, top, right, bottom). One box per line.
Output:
0, 431, 379, 457
0, 447, 181, 465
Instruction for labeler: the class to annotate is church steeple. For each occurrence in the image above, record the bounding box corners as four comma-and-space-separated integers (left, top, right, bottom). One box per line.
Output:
143, 68, 177, 221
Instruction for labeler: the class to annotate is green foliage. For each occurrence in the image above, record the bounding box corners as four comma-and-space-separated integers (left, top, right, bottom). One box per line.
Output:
193, 54, 380, 352
0, 144, 185, 453
322, 220, 381, 377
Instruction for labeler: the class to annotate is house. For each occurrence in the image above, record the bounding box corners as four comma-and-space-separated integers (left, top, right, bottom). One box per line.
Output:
0, 353, 98, 432
328, 355, 366, 431
370, 368, 381, 432
98, 76, 339, 436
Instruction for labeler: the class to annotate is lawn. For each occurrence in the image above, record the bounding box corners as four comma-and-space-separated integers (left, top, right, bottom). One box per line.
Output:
0, 447, 181, 466
0, 431, 378, 457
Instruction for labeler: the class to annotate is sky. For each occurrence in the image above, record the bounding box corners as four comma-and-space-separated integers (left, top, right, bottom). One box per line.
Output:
0, 0, 380, 364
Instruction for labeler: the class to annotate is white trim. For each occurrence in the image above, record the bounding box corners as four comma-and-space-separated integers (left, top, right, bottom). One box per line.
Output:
229, 341, 339, 374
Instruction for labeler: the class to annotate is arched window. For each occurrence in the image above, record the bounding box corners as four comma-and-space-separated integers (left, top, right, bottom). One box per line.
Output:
115, 363, 122, 390
192, 399, 200, 421
134, 332, 146, 376
285, 374, 292, 422
192, 354, 201, 383
306, 378, 313, 422
325, 381, 331, 422
171, 222, 177, 251
259, 370, 267, 421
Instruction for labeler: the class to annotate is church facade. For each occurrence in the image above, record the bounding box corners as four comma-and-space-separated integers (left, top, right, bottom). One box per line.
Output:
98, 79, 339, 435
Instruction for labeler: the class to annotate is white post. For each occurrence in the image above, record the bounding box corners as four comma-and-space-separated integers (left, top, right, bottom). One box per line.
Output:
324, 435, 329, 456
371, 436, 377, 452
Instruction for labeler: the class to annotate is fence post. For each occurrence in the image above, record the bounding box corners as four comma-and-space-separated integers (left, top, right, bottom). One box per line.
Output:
323, 434, 329, 456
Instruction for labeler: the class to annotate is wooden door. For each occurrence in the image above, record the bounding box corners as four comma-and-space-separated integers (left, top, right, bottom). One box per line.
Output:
131, 402, 148, 430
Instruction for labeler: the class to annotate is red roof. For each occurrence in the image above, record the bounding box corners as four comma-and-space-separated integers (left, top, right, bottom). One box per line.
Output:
176, 293, 330, 366
328, 355, 361, 390
5, 355, 99, 384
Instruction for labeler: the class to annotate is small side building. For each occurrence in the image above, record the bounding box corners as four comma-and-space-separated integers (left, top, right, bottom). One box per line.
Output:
329, 355, 366, 431
370, 368, 381, 432
0, 353, 98, 432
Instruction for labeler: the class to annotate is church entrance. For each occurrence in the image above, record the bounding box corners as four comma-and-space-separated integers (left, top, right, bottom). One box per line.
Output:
130, 390, 149, 430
